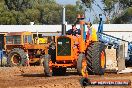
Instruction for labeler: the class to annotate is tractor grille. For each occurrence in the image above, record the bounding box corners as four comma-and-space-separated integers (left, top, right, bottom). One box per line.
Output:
57, 37, 71, 56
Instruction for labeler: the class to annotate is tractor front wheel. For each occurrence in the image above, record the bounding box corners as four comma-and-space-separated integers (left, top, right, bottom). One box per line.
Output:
43, 54, 53, 77
77, 53, 88, 77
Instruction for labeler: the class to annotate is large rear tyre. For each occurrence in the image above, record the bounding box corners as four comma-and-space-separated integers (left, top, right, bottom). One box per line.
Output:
77, 53, 88, 77
8, 48, 27, 66
43, 54, 52, 77
86, 42, 106, 75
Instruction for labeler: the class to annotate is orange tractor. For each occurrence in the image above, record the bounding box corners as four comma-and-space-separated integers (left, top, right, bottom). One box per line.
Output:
43, 7, 106, 77
5, 31, 49, 66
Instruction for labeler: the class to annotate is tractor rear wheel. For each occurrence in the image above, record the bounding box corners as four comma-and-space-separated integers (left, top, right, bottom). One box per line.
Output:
86, 42, 106, 75
8, 48, 27, 66
43, 54, 53, 77
77, 53, 88, 77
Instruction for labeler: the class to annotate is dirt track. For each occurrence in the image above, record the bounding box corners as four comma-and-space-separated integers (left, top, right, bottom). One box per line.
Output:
0, 66, 131, 88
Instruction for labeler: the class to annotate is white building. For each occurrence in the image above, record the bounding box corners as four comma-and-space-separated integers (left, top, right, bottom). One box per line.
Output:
0, 24, 131, 57
0, 24, 132, 41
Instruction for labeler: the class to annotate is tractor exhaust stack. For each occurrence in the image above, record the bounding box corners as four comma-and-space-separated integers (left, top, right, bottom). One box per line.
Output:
62, 6, 66, 36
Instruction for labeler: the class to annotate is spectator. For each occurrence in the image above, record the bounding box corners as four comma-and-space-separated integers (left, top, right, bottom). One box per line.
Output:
86, 22, 97, 41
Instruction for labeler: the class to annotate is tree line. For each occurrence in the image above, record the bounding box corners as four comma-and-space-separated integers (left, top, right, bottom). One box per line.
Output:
0, 0, 131, 24
0, 0, 84, 25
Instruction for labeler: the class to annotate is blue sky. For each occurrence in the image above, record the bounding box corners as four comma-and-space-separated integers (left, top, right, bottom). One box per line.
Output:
56, 0, 105, 23
56, 0, 77, 5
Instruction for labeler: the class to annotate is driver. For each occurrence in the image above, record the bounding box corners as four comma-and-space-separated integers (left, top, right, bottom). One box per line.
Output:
66, 24, 81, 36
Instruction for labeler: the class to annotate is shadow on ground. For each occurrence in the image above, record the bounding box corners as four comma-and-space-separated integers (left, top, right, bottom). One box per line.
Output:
21, 72, 78, 77
21, 73, 45, 77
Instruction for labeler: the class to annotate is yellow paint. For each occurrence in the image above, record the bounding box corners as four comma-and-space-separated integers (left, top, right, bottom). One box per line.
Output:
39, 38, 47, 44
34, 38, 47, 44
91, 27, 98, 41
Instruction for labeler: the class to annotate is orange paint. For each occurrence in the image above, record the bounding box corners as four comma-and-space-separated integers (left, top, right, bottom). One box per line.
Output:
101, 51, 105, 68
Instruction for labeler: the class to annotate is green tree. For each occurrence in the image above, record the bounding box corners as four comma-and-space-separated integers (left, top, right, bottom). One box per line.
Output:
112, 7, 132, 24
66, 4, 84, 24
0, 0, 85, 24
0, 2, 4, 12
81, 0, 95, 8
103, 0, 132, 23
0, 11, 16, 24
4, 0, 32, 11
81, 0, 132, 23
24, 9, 40, 24
42, 3, 62, 24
